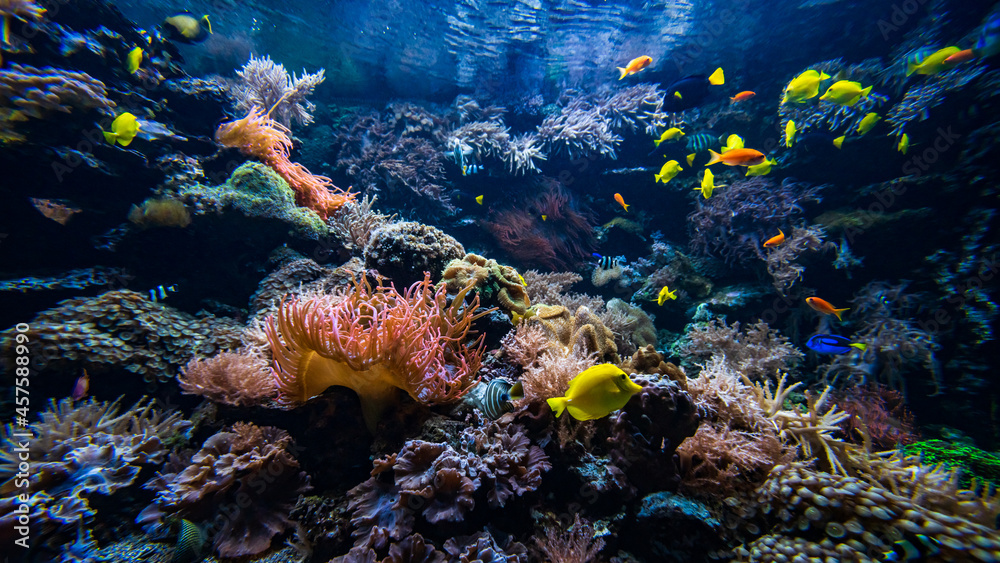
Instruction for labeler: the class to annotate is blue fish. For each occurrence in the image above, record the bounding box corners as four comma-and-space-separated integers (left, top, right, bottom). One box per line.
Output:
806, 334, 867, 354
149, 284, 177, 302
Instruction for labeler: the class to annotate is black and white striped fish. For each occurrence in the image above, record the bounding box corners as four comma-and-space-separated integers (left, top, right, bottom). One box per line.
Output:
592, 254, 626, 270
149, 284, 177, 302
480, 378, 523, 420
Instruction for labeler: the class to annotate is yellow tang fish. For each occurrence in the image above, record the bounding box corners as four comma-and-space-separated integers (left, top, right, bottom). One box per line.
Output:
720, 134, 744, 153
907, 46, 962, 76
657, 286, 677, 305
686, 153, 697, 166
820, 80, 873, 106
126, 47, 143, 74
475, 195, 484, 205
653, 127, 685, 146
654, 160, 683, 184
694, 168, 717, 198
782, 69, 830, 104
897, 133, 910, 154
857, 112, 881, 136
103, 112, 140, 146
745, 157, 777, 177
785, 120, 797, 147
546, 364, 643, 420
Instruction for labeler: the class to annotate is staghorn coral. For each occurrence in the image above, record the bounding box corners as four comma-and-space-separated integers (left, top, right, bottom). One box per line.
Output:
172, 162, 328, 239
687, 177, 825, 265
178, 351, 277, 407
265, 274, 488, 431
680, 319, 803, 381
215, 106, 354, 220
139, 423, 311, 558
363, 221, 465, 287
0, 290, 243, 382
440, 253, 530, 318
230, 55, 325, 128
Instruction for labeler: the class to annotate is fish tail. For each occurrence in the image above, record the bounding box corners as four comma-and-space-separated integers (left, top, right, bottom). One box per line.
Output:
546, 397, 568, 418
850, 343, 868, 352
617, 67, 628, 80
833, 307, 849, 321
709, 67, 724, 85
860, 85, 872, 99
654, 173, 663, 183
103, 131, 117, 144
623, 202, 630, 212
653, 139, 662, 147
706, 149, 722, 166
833, 136, 845, 149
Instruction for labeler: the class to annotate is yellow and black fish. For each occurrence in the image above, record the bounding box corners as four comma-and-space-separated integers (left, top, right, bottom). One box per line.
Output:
163, 12, 212, 44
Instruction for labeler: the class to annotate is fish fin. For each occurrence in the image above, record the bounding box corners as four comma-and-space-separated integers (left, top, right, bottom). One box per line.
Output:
833, 307, 849, 321
119, 136, 134, 147
546, 397, 568, 418
674, 91, 682, 99
850, 343, 868, 351
566, 405, 595, 421
819, 71, 831, 80
617, 67, 627, 80
860, 85, 872, 99
509, 381, 524, 401
708, 67, 724, 85
706, 149, 722, 166
686, 153, 696, 166
103, 131, 117, 144
202, 15, 212, 34
833, 136, 845, 149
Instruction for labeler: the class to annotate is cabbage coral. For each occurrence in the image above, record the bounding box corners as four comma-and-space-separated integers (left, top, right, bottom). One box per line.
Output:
265, 274, 488, 430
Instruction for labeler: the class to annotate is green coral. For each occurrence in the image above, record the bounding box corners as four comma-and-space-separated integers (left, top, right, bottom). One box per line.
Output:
902, 439, 1000, 490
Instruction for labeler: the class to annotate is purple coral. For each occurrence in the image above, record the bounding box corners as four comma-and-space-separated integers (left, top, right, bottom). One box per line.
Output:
687, 177, 825, 265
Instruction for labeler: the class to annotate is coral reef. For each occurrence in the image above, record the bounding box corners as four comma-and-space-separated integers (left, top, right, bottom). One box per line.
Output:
902, 440, 1000, 490
533, 513, 604, 563
178, 351, 277, 407
680, 319, 803, 380
126, 198, 192, 229
230, 55, 326, 128
265, 274, 488, 430
138, 423, 311, 558
0, 64, 114, 142
327, 194, 397, 256
760, 225, 826, 295
440, 253, 530, 318
363, 221, 465, 287
0, 290, 243, 382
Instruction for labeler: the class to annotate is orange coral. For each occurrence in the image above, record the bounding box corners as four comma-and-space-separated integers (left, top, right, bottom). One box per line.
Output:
265, 274, 489, 431
215, 107, 353, 219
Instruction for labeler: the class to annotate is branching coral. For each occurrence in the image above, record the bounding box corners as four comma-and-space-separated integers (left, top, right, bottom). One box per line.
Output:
265, 274, 488, 430
230, 55, 325, 128
680, 319, 803, 381
327, 194, 397, 256
139, 423, 311, 558
759, 225, 826, 295
533, 513, 605, 563
687, 177, 825, 265
215, 106, 354, 220
179, 351, 277, 407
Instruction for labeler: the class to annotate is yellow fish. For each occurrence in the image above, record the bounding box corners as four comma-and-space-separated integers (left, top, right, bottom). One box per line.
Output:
745, 157, 777, 177
654, 160, 683, 184
897, 133, 909, 154
518, 273, 527, 286
653, 127, 685, 146
475, 195, 484, 205
686, 153, 697, 166
907, 46, 962, 76
820, 80, 872, 106
785, 120, 796, 147
126, 47, 143, 74
103, 112, 140, 146
782, 69, 830, 104
833, 135, 845, 149
720, 133, 744, 153
694, 168, 717, 198
546, 364, 643, 421
857, 112, 881, 136
657, 286, 677, 305
541, 214, 547, 221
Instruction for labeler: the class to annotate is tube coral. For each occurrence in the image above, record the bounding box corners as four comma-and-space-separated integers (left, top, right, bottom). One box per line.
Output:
264, 274, 489, 430
215, 106, 354, 219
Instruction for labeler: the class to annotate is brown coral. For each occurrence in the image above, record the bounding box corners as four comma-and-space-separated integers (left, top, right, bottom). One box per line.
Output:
363, 221, 465, 287
178, 351, 277, 407
127, 198, 192, 228
531, 305, 618, 363
440, 253, 530, 317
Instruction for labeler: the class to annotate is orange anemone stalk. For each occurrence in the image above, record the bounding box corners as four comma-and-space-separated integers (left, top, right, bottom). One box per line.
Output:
215, 106, 354, 219
264, 274, 489, 431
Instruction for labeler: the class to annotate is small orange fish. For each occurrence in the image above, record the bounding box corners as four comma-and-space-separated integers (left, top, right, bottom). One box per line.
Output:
72, 369, 90, 400
614, 193, 630, 212
730, 91, 756, 103
944, 48, 975, 65
763, 229, 785, 248
806, 297, 849, 321
706, 148, 766, 167
617, 56, 652, 80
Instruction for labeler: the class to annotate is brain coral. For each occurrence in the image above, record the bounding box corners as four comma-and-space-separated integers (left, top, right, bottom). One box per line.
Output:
363, 221, 465, 287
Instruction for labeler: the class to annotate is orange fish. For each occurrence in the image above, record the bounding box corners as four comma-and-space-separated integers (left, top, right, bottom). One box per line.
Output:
706, 148, 765, 167
617, 56, 652, 80
763, 229, 785, 248
730, 91, 756, 103
806, 297, 849, 321
614, 193, 630, 212
943, 48, 975, 65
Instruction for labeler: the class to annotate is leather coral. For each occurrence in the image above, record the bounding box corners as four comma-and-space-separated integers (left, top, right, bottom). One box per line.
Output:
264, 274, 488, 430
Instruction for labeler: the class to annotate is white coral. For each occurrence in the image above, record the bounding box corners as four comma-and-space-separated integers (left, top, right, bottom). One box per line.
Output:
230, 55, 325, 129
